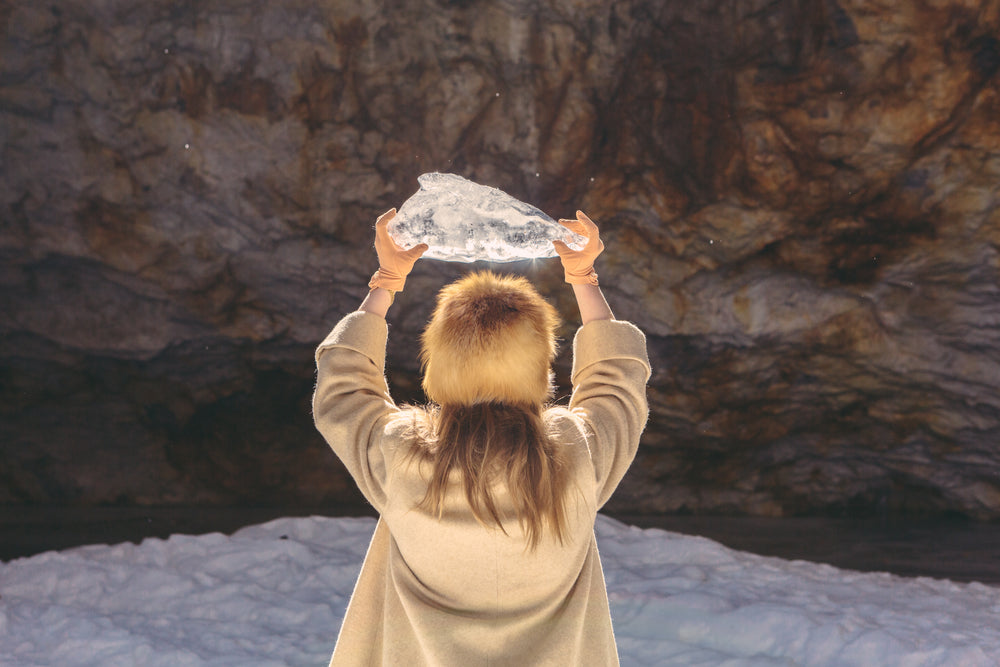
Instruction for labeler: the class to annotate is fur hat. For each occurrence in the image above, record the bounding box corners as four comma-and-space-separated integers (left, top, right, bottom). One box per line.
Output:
421, 271, 560, 406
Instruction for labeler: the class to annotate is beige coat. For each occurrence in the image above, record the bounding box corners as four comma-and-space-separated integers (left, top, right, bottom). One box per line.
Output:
313, 311, 650, 666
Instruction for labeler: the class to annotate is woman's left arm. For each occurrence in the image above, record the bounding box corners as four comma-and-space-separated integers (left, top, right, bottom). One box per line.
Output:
358, 286, 395, 318
312, 208, 427, 509
313, 312, 397, 510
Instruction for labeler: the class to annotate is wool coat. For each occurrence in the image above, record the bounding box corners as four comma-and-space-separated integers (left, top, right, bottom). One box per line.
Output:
313, 311, 650, 666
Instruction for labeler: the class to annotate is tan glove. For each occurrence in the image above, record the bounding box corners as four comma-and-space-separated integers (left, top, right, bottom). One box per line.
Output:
368, 208, 428, 292
551, 210, 604, 285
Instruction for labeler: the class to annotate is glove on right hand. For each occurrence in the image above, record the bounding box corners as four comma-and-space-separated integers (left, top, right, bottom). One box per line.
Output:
552, 211, 604, 285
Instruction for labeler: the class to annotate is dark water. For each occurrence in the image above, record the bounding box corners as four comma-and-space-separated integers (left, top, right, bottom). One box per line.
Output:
1, 507, 997, 585
618, 514, 1000, 585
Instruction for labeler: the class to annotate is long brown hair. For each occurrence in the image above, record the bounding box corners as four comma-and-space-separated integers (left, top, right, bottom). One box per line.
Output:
410, 271, 570, 549
407, 401, 571, 550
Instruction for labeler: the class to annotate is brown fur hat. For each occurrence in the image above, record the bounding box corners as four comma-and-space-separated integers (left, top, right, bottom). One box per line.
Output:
421, 271, 560, 406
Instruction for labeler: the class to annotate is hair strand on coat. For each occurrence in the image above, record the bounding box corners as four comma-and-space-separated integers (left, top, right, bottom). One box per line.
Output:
408, 402, 570, 550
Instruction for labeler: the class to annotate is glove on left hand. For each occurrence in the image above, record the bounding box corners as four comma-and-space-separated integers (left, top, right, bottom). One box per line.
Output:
368, 208, 428, 292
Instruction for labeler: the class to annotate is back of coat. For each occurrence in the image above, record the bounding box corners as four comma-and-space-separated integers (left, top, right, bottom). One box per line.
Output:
314, 312, 650, 666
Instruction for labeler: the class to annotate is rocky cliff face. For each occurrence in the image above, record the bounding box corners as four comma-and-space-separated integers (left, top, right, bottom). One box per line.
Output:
2, 0, 999, 517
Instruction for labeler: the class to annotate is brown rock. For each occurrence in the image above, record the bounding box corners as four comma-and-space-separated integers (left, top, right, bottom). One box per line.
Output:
2, 0, 999, 519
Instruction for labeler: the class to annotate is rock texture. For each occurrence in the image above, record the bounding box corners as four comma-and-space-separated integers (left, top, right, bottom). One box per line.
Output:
2, 0, 999, 518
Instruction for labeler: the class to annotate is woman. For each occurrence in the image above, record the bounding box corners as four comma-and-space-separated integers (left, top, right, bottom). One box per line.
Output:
313, 207, 650, 666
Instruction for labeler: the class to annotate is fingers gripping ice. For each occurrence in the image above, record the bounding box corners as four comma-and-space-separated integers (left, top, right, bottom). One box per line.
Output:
388, 173, 587, 262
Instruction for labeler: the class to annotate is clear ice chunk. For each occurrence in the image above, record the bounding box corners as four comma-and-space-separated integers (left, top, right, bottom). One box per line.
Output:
388, 172, 587, 263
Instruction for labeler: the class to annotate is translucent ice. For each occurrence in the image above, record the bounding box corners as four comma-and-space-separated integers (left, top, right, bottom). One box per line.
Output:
389, 172, 587, 263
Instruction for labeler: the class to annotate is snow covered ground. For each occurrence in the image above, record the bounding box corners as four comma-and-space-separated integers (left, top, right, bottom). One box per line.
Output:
2, 514, 998, 666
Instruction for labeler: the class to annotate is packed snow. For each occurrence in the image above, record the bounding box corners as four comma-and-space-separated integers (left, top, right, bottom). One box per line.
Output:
2, 514, 998, 666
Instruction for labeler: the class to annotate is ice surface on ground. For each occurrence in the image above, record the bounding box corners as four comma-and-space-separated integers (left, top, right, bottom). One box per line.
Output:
2, 515, 999, 666
389, 172, 587, 262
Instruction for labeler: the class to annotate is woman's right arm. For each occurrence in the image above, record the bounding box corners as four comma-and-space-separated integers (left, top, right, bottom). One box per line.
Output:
568, 319, 650, 508
553, 210, 614, 324
571, 283, 614, 324
554, 211, 651, 506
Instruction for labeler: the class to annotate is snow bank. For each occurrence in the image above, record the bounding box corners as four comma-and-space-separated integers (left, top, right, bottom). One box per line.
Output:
1, 515, 998, 666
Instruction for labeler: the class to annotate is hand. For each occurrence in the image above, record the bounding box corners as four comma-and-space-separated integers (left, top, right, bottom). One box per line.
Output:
368, 208, 428, 292
552, 210, 604, 285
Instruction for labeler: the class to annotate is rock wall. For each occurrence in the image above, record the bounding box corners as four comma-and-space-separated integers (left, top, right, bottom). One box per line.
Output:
2, 0, 999, 517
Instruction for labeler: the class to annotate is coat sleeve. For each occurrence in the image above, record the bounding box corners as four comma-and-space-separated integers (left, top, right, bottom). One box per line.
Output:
569, 319, 651, 508
312, 310, 399, 512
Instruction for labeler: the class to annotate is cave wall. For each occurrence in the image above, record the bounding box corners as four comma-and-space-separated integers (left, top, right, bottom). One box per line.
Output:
2, 0, 999, 517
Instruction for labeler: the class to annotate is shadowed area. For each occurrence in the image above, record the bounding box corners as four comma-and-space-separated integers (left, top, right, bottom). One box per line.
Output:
2, 507, 999, 585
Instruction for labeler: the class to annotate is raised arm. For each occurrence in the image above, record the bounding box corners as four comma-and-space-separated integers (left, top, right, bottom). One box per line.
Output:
553, 210, 614, 324
312, 208, 427, 509
570, 283, 614, 324
554, 210, 650, 505
359, 287, 395, 318
360, 208, 428, 318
